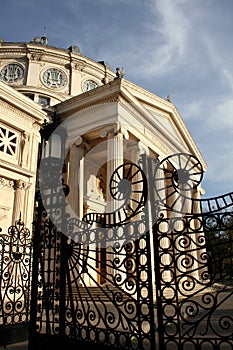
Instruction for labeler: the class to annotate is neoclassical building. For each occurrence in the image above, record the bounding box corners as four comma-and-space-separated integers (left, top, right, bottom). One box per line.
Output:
0, 36, 115, 233
0, 37, 207, 279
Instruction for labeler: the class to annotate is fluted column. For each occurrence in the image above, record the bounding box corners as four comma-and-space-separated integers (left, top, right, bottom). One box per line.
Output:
67, 138, 86, 285
106, 130, 124, 213
68, 137, 84, 219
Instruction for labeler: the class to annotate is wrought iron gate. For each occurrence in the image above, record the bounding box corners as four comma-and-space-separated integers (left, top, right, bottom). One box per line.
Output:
0, 217, 32, 346
27, 152, 233, 350
150, 153, 233, 350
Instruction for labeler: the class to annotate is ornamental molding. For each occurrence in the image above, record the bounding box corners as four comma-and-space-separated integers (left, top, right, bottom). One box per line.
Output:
39, 53, 70, 66
0, 51, 26, 59
70, 61, 86, 71
58, 92, 121, 117
0, 176, 14, 189
0, 99, 35, 127
81, 66, 105, 81
99, 122, 129, 140
15, 179, 32, 190
27, 52, 43, 62
0, 59, 26, 67
70, 136, 90, 151
123, 80, 172, 108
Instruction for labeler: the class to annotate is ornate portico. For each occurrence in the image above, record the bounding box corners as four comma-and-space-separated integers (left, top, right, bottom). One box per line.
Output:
41, 77, 205, 290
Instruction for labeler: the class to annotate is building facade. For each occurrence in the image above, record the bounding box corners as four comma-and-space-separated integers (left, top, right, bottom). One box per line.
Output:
0, 37, 207, 289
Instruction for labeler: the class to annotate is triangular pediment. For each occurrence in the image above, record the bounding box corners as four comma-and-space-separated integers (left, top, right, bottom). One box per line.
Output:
55, 78, 206, 170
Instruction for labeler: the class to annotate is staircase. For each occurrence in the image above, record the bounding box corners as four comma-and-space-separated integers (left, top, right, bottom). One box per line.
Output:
66, 284, 135, 302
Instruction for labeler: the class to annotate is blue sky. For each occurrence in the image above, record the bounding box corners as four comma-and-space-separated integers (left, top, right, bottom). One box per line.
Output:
1, 0, 233, 198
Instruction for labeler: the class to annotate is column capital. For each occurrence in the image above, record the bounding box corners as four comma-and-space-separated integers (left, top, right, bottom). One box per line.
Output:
15, 180, 32, 191
75, 136, 83, 146
196, 185, 205, 195
138, 141, 149, 155
0, 176, 14, 190
71, 136, 90, 151
100, 122, 129, 139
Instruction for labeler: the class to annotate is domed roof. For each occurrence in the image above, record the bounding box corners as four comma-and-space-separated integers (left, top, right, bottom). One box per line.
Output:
0, 39, 115, 107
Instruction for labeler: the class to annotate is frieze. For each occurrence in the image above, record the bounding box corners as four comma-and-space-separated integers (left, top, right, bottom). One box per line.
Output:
59, 92, 121, 117
39, 53, 70, 66
27, 52, 43, 61
0, 51, 26, 59
0, 99, 35, 127
70, 62, 86, 71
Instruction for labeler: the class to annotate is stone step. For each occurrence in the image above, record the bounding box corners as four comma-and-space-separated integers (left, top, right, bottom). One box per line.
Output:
66, 284, 134, 302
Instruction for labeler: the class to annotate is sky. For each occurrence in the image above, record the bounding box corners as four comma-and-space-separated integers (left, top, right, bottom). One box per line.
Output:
1, 0, 233, 198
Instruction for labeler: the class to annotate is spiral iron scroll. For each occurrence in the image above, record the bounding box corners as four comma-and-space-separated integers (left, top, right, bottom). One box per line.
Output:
83, 162, 147, 227
0, 218, 32, 327
154, 152, 233, 215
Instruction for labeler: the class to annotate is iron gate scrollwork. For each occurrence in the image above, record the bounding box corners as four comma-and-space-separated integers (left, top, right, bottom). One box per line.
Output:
0, 217, 32, 345
151, 153, 233, 350
29, 155, 156, 350
29, 152, 233, 350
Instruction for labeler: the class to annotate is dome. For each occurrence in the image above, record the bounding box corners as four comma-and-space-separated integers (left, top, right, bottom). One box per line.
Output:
0, 39, 115, 107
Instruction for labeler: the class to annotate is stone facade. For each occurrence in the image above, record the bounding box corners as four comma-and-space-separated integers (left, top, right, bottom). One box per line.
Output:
0, 80, 46, 231
0, 39, 207, 290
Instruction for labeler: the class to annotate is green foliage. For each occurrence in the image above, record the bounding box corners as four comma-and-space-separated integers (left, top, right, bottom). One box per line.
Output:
205, 213, 233, 285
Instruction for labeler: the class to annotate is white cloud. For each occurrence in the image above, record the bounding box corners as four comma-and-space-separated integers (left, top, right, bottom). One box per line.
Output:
206, 99, 233, 133
202, 35, 233, 95
141, 0, 192, 75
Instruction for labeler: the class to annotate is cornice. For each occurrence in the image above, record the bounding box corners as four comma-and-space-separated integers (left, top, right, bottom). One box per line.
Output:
0, 99, 38, 128
17, 86, 68, 101
123, 79, 173, 110
0, 158, 35, 178
56, 79, 123, 117
0, 42, 116, 79
0, 82, 47, 122
59, 93, 121, 119
122, 80, 207, 169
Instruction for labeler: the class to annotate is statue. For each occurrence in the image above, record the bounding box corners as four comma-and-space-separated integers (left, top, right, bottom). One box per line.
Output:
115, 67, 125, 79
21, 132, 30, 166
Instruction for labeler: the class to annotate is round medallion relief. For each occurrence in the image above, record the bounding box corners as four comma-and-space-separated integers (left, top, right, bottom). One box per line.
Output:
42, 68, 67, 88
0, 63, 24, 83
83, 79, 98, 92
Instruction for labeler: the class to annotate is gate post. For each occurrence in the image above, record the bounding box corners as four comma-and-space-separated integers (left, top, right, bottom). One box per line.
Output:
28, 195, 43, 350
146, 156, 165, 349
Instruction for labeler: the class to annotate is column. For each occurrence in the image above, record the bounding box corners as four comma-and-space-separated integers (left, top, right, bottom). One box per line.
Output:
68, 137, 84, 220
103, 129, 124, 284
106, 130, 124, 214
67, 138, 86, 285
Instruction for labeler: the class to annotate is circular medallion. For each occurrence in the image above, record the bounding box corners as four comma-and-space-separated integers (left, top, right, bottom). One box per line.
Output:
42, 68, 67, 88
83, 79, 98, 92
0, 63, 24, 83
